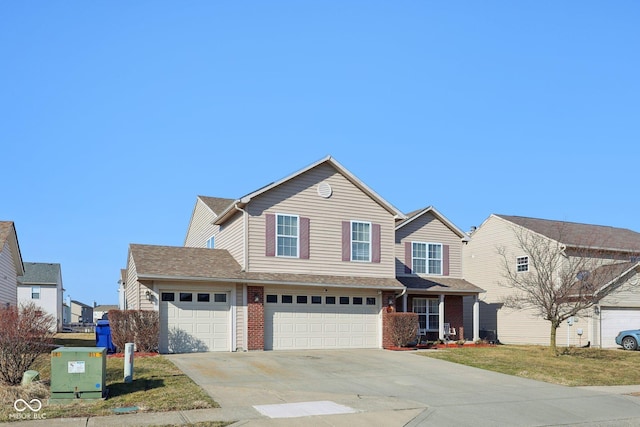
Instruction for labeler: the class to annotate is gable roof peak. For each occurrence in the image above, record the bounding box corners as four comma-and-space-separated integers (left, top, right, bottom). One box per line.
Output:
215, 155, 406, 225
396, 205, 468, 240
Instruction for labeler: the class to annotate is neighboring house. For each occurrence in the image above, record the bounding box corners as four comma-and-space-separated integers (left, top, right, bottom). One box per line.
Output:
395, 207, 484, 342
118, 269, 127, 310
124, 156, 484, 353
70, 300, 93, 323
63, 301, 71, 324
93, 304, 118, 322
0, 221, 24, 307
17, 262, 65, 331
463, 214, 640, 348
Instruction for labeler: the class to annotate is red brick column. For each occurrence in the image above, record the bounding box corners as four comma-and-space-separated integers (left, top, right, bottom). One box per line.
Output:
381, 291, 396, 349
247, 286, 264, 350
445, 296, 464, 339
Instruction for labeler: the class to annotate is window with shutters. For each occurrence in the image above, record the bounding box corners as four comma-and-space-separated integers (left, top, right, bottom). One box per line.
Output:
412, 242, 442, 275
351, 221, 371, 262
276, 214, 299, 257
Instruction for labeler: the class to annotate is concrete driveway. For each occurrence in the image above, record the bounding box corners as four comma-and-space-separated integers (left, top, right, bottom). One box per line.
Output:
167, 349, 640, 426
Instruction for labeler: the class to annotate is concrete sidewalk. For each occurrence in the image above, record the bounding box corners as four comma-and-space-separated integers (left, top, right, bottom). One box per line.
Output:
5, 349, 640, 426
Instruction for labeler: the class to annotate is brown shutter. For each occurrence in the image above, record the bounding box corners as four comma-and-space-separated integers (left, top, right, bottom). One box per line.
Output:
342, 221, 351, 261
372, 223, 381, 263
265, 214, 275, 257
405, 242, 412, 274
300, 217, 310, 259
443, 244, 450, 276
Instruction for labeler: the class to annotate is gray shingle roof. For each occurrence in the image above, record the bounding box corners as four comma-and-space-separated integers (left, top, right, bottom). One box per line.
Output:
496, 215, 640, 252
398, 276, 485, 294
130, 244, 404, 290
19, 262, 61, 285
198, 196, 236, 216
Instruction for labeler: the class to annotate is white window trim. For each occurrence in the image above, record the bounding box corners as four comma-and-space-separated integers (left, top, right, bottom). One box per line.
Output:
516, 255, 529, 273
206, 235, 215, 249
31, 286, 41, 299
412, 241, 443, 275
413, 297, 439, 333
350, 220, 372, 262
276, 213, 300, 258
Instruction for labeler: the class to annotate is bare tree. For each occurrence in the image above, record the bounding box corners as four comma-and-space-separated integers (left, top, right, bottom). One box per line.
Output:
498, 224, 636, 355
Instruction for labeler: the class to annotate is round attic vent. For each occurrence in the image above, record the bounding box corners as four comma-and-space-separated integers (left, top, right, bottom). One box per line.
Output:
317, 181, 333, 198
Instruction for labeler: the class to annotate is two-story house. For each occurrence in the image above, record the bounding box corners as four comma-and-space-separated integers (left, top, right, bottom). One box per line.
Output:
0, 221, 24, 307
463, 214, 640, 348
124, 156, 484, 352
395, 207, 484, 342
17, 262, 65, 331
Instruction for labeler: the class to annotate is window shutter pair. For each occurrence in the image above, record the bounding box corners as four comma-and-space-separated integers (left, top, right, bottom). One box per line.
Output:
342, 221, 381, 263
404, 242, 450, 275
265, 214, 310, 259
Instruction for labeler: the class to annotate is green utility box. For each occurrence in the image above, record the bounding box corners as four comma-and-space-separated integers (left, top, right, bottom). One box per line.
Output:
50, 347, 107, 401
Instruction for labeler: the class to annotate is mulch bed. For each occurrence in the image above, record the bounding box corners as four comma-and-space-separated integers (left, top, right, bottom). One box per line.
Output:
108, 352, 160, 358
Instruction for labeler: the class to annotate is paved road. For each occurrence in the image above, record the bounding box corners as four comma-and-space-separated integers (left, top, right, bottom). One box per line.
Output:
6, 349, 640, 426
167, 349, 640, 426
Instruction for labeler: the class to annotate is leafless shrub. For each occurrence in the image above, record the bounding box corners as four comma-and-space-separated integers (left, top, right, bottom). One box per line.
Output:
0, 303, 55, 385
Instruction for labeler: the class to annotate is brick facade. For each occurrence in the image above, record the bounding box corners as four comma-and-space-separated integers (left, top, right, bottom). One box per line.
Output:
381, 291, 397, 349
247, 286, 264, 350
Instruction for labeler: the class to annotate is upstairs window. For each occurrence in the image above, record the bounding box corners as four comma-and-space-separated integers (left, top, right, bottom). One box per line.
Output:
31, 286, 40, 299
412, 242, 442, 275
277, 214, 299, 257
517, 256, 529, 272
206, 236, 215, 249
351, 221, 371, 262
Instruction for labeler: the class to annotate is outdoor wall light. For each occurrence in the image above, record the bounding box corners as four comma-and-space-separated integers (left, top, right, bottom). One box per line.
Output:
388, 297, 394, 305
254, 295, 260, 303
145, 290, 151, 301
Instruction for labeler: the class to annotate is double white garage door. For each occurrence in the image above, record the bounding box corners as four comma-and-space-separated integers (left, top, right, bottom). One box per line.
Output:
159, 288, 381, 352
264, 291, 380, 350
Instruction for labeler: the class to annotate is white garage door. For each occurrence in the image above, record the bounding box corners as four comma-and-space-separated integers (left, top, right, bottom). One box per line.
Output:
159, 291, 230, 353
601, 308, 640, 348
264, 291, 380, 350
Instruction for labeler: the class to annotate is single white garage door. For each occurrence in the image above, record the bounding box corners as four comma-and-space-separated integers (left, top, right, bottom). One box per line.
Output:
264, 291, 380, 350
601, 308, 640, 348
159, 291, 230, 353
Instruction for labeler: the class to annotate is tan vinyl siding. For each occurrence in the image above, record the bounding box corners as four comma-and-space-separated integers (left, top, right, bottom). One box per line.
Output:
184, 198, 218, 248
236, 283, 245, 351
599, 276, 640, 307
246, 163, 395, 278
396, 212, 464, 277
217, 211, 245, 268
463, 216, 556, 344
0, 243, 18, 306
126, 253, 140, 310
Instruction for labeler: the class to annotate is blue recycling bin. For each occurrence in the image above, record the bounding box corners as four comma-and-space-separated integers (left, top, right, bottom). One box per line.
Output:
95, 319, 116, 353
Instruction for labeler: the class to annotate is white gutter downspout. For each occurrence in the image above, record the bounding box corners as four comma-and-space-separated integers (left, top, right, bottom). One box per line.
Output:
396, 287, 407, 312
234, 204, 248, 271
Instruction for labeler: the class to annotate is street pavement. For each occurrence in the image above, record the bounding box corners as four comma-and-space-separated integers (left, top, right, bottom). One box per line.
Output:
4, 349, 640, 426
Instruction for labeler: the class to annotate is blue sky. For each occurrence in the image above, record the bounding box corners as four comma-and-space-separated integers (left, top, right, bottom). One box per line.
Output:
2, 2, 639, 306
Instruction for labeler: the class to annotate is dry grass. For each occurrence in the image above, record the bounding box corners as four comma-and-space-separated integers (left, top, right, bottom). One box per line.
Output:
419, 345, 640, 386
0, 333, 219, 421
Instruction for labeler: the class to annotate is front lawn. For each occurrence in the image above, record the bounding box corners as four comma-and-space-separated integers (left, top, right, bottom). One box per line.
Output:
0, 333, 219, 421
419, 345, 640, 386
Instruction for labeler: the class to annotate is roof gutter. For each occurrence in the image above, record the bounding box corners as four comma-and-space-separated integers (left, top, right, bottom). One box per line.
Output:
136, 274, 405, 291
